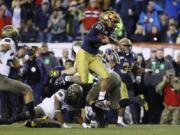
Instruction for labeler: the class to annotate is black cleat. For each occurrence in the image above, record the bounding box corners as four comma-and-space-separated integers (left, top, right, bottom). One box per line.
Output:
24, 119, 38, 127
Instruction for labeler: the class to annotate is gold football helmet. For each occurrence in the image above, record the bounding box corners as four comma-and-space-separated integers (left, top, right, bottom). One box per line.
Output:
100, 11, 121, 28
119, 38, 132, 52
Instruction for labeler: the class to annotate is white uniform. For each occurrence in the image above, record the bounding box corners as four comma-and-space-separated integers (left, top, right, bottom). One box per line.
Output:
37, 89, 76, 120
0, 38, 16, 76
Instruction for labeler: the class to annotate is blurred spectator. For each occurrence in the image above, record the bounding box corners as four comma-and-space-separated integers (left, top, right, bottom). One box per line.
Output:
138, 1, 162, 34
130, 23, 146, 42
34, 0, 51, 42
1, 3, 11, 17
133, 53, 146, 95
115, 0, 140, 38
146, 25, 161, 42
38, 43, 60, 74
136, 53, 146, 68
165, 55, 174, 64
162, 18, 178, 44
11, 0, 34, 27
20, 0, 34, 22
144, 48, 174, 124
81, 0, 102, 31
66, 0, 83, 41
59, 48, 70, 66
21, 47, 48, 105
146, 49, 157, 63
135, 0, 149, 12
19, 19, 37, 42
35, 0, 43, 9
16, 46, 27, 58
11, 0, 22, 30
2, 0, 11, 10
51, 0, 70, 11
100, 0, 111, 11
0, 4, 11, 36
164, 0, 180, 20
48, 9, 67, 42
156, 69, 180, 125
146, 48, 157, 63
159, 12, 168, 37
173, 52, 180, 77
51, 0, 61, 9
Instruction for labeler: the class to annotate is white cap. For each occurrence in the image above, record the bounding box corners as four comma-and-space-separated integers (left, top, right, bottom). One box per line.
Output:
0, 37, 16, 52
0, 38, 14, 45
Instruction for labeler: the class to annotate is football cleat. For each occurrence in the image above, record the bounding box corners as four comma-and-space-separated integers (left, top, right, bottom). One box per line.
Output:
62, 123, 72, 128
24, 119, 38, 127
116, 121, 128, 127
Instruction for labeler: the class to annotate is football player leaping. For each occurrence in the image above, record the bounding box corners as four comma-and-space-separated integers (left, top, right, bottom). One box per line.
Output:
60, 11, 122, 110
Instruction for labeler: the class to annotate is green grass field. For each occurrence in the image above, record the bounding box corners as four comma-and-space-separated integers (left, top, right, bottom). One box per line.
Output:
0, 124, 180, 135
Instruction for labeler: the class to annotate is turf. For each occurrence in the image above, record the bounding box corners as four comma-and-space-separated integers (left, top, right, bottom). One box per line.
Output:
0, 124, 179, 135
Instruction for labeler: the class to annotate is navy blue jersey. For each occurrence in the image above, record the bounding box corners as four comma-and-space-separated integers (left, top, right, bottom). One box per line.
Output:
81, 21, 114, 54
112, 51, 137, 89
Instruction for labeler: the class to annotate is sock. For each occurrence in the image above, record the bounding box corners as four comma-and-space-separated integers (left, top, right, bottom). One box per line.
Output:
26, 102, 35, 119
98, 91, 106, 100
117, 116, 123, 123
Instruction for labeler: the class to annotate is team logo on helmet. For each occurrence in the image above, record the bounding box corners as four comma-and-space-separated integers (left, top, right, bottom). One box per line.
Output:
100, 11, 121, 28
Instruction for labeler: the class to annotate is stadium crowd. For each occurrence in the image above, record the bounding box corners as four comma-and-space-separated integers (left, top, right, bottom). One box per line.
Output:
0, 0, 180, 128
0, 0, 180, 43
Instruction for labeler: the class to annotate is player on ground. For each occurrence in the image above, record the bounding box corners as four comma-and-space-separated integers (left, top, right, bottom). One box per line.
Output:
25, 83, 89, 128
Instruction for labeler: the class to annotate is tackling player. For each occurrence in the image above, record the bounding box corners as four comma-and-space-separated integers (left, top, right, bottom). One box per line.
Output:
0, 25, 36, 126
85, 71, 147, 127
